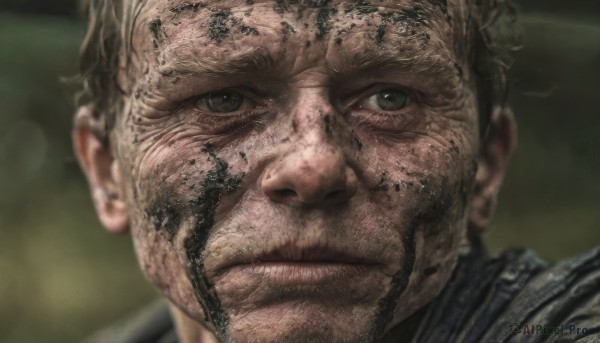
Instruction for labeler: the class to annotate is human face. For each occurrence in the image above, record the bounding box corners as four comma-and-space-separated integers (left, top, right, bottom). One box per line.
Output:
113, 0, 479, 342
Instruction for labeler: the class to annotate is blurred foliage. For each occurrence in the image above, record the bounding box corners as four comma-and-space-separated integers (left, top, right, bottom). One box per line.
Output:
0, 2, 599, 343
0, 0, 78, 17
0, 13, 156, 343
486, 14, 600, 258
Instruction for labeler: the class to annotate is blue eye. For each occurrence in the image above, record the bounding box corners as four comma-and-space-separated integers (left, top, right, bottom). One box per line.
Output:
196, 91, 246, 113
363, 88, 409, 111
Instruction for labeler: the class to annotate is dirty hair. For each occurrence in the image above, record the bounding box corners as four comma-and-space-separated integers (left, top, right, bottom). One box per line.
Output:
76, 0, 520, 140
77, 0, 146, 141
469, 0, 520, 135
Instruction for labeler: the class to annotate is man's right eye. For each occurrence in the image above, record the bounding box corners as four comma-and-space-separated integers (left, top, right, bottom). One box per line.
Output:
195, 91, 249, 113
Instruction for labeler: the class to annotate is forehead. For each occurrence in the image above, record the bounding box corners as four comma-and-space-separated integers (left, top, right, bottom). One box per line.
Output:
130, 0, 467, 85
152, 0, 457, 18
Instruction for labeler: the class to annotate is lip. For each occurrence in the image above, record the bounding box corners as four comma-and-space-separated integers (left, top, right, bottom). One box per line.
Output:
229, 262, 376, 285
212, 243, 382, 284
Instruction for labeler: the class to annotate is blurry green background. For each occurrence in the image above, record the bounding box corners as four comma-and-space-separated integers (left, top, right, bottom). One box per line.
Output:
0, 1, 598, 342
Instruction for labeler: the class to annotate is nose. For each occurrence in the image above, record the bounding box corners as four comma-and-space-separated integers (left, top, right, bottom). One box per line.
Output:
262, 144, 358, 206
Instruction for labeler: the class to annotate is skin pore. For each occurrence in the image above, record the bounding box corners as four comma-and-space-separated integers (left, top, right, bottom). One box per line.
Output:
74, 0, 516, 342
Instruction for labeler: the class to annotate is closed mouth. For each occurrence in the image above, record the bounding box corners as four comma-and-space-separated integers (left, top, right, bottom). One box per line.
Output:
213, 242, 382, 283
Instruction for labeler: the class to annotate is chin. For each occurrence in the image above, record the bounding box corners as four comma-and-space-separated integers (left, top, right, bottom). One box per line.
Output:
225, 301, 378, 343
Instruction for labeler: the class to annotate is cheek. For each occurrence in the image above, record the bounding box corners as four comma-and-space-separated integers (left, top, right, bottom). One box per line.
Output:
123, 139, 209, 314
128, 119, 232, 212
391, 216, 465, 326
371, 135, 475, 326
131, 225, 197, 307
374, 136, 474, 215
123, 127, 248, 321
137, 145, 203, 197
132, 142, 203, 239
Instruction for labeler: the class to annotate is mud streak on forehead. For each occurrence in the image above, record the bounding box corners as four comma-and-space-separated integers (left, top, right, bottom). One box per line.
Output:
121, 0, 472, 98
144, 0, 456, 47
122, 0, 471, 105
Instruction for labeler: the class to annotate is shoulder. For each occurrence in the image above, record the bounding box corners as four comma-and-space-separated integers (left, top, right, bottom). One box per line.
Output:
482, 246, 600, 342
84, 300, 177, 343
413, 245, 600, 343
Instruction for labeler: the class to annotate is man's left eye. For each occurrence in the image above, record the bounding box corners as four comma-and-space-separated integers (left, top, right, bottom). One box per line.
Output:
361, 88, 410, 111
195, 91, 249, 113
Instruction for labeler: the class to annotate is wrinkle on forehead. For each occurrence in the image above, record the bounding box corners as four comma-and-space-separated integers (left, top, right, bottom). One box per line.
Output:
133, 1, 465, 84
145, 0, 456, 40
123, 0, 474, 88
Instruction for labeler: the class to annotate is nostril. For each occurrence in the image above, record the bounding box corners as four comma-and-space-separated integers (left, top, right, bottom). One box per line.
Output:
275, 189, 297, 199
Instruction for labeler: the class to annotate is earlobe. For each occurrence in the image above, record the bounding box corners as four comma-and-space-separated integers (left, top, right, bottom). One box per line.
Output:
73, 107, 129, 234
468, 106, 517, 234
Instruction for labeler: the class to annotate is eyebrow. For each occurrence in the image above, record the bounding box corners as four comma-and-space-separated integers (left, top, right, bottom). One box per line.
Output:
155, 44, 458, 87
329, 48, 458, 81
157, 48, 276, 79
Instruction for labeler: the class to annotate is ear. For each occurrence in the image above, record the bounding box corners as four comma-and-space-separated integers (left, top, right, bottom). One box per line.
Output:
468, 106, 517, 234
73, 106, 129, 234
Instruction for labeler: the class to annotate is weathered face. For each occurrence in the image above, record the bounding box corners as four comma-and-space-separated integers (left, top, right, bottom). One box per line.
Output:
111, 0, 480, 341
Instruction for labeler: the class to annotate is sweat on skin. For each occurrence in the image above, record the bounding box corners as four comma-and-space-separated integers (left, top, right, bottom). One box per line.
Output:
74, 0, 515, 342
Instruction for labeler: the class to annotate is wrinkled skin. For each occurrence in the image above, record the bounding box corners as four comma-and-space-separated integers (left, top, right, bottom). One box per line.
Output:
74, 0, 515, 342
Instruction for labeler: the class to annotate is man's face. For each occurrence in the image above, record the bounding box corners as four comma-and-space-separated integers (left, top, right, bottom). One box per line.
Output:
110, 0, 480, 341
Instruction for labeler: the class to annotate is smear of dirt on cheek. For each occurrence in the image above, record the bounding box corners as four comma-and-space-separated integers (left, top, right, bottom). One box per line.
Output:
366, 193, 442, 340
183, 144, 244, 340
369, 220, 417, 340
368, 154, 476, 338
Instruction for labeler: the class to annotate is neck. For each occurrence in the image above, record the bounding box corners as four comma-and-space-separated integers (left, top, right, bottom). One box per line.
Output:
169, 303, 220, 343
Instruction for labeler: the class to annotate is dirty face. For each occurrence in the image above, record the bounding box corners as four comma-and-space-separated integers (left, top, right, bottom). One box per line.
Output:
114, 0, 479, 342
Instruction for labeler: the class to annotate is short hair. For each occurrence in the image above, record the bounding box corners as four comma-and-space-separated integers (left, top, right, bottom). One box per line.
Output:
77, 0, 520, 141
